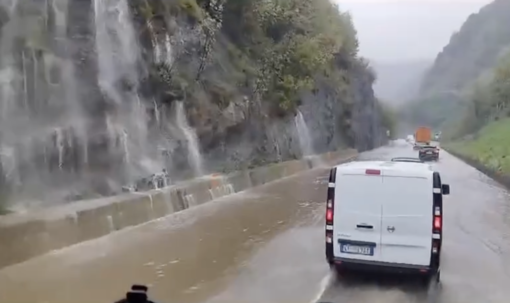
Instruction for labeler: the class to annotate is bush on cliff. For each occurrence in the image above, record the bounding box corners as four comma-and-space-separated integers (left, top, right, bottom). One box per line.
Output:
139, 0, 369, 119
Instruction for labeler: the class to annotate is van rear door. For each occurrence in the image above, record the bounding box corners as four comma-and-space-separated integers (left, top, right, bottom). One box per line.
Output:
333, 171, 383, 262
380, 174, 433, 266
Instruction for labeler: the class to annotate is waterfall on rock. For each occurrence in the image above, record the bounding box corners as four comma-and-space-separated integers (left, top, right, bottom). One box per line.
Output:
175, 102, 204, 177
0, 0, 204, 208
93, 0, 159, 179
295, 110, 315, 157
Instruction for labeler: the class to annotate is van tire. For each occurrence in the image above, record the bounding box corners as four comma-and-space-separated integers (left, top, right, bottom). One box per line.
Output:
419, 275, 431, 288
333, 266, 346, 279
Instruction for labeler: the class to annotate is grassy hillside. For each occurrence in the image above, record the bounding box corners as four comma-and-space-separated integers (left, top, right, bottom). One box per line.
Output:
446, 118, 510, 173
442, 50, 510, 174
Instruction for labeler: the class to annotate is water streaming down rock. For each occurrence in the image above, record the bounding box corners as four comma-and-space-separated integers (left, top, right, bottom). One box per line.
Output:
0, 0, 187, 207
294, 111, 315, 157
93, 0, 163, 180
0, 0, 387, 208
0, 0, 92, 205
175, 102, 204, 177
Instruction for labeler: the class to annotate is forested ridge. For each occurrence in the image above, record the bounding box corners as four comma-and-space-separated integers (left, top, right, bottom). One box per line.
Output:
399, 0, 510, 138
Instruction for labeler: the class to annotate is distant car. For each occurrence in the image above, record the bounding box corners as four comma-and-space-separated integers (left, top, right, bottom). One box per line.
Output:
325, 160, 450, 286
419, 145, 439, 161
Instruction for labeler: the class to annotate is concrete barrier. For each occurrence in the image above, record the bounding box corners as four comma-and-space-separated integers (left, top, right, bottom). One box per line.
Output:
0, 149, 357, 269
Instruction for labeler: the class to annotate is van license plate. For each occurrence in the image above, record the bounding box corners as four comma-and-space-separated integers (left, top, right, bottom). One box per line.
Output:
340, 243, 374, 256
427, 151, 432, 154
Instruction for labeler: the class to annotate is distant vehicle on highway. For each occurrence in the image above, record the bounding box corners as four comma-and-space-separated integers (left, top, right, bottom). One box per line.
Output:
414, 126, 432, 150
325, 160, 450, 286
419, 145, 440, 161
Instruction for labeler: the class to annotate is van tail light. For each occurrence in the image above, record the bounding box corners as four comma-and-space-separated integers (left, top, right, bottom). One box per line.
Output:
432, 214, 442, 257
433, 216, 441, 230
326, 168, 336, 226
326, 168, 336, 262
326, 207, 333, 223
431, 175, 442, 266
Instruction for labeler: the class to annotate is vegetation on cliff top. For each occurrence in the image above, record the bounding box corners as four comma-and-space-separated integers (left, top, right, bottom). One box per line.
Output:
141, 0, 373, 118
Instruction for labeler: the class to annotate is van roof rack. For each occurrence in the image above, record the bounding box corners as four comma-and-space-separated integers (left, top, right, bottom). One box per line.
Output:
390, 157, 424, 163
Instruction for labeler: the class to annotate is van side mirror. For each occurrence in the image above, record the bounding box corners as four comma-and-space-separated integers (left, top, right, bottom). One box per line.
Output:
442, 184, 450, 195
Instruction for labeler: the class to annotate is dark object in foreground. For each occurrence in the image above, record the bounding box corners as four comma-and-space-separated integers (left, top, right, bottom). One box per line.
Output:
114, 285, 157, 303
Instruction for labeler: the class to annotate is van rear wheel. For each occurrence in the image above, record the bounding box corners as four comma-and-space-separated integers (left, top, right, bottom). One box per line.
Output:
419, 275, 431, 288
420, 271, 439, 288
332, 265, 346, 279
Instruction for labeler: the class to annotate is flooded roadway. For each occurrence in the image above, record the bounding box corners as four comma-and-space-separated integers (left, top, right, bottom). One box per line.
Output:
1, 142, 510, 303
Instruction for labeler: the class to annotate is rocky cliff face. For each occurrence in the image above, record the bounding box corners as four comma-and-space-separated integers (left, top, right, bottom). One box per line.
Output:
0, 0, 386, 209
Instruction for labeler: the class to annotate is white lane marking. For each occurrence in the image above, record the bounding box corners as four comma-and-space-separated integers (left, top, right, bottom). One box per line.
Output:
309, 272, 333, 303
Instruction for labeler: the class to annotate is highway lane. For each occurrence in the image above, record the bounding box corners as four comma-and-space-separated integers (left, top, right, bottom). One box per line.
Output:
318, 141, 510, 302
1, 142, 510, 303
0, 164, 334, 303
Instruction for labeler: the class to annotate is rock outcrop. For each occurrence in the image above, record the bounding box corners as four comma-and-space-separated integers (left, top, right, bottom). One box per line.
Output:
0, 0, 387, 209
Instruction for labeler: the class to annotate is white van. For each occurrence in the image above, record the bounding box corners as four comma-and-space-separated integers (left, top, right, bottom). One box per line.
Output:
325, 160, 450, 285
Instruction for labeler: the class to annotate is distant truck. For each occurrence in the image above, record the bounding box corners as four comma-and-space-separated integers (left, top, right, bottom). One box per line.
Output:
415, 127, 432, 144
413, 127, 432, 150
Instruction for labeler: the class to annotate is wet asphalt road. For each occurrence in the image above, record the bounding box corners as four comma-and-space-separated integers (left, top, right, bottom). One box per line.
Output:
1, 141, 510, 303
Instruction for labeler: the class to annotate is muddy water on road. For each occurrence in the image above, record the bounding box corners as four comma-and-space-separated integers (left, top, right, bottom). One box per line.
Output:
4, 144, 510, 303
0, 169, 331, 303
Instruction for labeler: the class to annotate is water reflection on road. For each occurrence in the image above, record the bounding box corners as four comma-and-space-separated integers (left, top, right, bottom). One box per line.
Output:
1, 142, 510, 303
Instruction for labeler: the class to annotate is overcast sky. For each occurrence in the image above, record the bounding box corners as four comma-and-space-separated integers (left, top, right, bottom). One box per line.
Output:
335, 0, 493, 63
